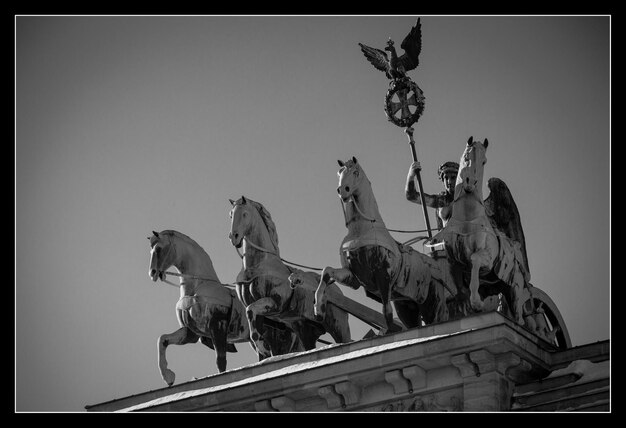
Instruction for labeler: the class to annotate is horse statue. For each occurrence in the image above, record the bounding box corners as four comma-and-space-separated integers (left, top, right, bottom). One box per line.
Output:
148, 229, 301, 386
314, 157, 454, 334
428, 137, 529, 322
428, 137, 571, 348
228, 196, 351, 357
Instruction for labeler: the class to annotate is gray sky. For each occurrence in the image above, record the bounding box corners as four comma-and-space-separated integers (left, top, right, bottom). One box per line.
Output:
15, 15, 610, 412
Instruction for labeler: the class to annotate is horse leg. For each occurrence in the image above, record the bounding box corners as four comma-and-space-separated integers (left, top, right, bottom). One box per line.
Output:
206, 317, 229, 373
315, 268, 333, 320
157, 327, 199, 386
469, 250, 490, 312
316, 267, 354, 320
291, 321, 320, 351
377, 277, 401, 334
394, 300, 421, 329
509, 271, 527, 326
429, 277, 451, 323
246, 297, 281, 358
259, 323, 302, 357
325, 301, 352, 344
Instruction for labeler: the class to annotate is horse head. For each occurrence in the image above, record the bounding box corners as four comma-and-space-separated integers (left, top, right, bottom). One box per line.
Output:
456, 136, 488, 199
228, 196, 250, 249
337, 156, 366, 202
228, 196, 279, 254
148, 230, 176, 282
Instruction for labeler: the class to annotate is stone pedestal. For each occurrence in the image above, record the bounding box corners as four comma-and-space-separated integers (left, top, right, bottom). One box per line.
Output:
85, 312, 609, 412
451, 350, 530, 411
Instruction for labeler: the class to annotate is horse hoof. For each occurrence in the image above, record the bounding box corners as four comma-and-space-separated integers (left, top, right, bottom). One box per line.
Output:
163, 369, 176, 386
471, 299, 484, 312
386, 325, 402, 334
256, 341, 271, 357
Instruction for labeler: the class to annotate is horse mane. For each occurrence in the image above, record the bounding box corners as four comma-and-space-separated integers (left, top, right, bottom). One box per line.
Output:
455, 144, 471, 183
240, 198, 280, 255
160, 230, 210, 259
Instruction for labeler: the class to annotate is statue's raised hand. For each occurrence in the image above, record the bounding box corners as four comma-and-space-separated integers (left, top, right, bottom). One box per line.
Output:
408, 160, 422, 178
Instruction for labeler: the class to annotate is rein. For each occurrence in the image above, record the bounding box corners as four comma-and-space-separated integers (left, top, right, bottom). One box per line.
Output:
235, 237, 324, 272
153, 236, 238, 290
158, 271, 236, 290
348, 196, 377, 222
231, 192, 440, 274
344, 196, 440, 246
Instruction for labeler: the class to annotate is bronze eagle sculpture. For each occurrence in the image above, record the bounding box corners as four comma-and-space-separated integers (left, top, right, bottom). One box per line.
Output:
358, 18, 422, 80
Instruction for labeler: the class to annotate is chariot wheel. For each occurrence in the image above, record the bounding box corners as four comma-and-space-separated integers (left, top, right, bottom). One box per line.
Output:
520, 285, 571, 350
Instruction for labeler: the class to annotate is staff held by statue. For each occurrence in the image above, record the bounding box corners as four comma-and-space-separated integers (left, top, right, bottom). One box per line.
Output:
404, 126, 432, 240
358, 17, 432, 240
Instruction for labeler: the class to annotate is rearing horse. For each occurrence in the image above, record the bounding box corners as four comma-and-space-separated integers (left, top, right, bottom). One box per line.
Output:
148, 229, 299, 386
436, 137, 529, 325
228, 196, 351, 357
315, 157, 453, 333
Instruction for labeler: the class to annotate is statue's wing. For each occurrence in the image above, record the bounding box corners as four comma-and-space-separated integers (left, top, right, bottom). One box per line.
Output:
358, 43, 390, 75
484, 177, 530, 274
399, 18, 422, 72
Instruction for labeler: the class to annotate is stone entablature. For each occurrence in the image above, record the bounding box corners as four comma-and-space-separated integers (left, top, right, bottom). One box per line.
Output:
86, 312, 609, 412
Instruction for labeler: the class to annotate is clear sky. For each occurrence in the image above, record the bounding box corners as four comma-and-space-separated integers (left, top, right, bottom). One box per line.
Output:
15, 15, 610, 412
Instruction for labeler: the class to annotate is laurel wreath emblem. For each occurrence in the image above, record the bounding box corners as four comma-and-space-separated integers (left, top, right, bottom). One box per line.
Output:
384, 77, 425, 128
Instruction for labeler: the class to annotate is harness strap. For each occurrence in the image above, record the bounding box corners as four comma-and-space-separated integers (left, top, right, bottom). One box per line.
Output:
163, 270, 221, 283
344, 196, 439, 245
234, 195, 438, 276
160, 271, 236, 289
241, 237, 324, 272
349, 197, 377, 222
